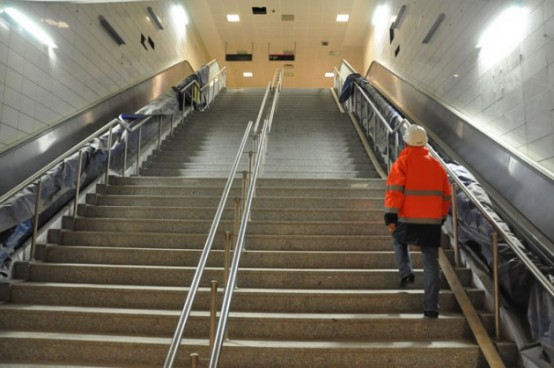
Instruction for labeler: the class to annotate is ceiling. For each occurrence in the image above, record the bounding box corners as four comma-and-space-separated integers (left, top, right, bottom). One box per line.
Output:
184, 0, 376, 88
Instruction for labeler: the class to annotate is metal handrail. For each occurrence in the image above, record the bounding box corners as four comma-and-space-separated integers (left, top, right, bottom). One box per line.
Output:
200, 66, 227, 110
207, 71, 283, 367
208, 118, 270, 368
335, 60, 554, 338
0, 71, 210, 264
0, 118, 117, 205
252, 82, 272, 136
163, 120, 254, 368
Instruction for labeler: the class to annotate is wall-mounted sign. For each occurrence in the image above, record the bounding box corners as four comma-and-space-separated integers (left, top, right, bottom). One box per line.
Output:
226, 54, 253, 61
269, 54, 295, 61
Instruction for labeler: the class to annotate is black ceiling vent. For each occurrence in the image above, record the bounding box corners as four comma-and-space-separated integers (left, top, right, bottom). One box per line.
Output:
252, 7, 267, 15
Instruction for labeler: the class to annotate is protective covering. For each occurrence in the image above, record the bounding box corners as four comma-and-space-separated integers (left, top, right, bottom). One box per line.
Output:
340, 72, 554, 366
0, 70, 197, 277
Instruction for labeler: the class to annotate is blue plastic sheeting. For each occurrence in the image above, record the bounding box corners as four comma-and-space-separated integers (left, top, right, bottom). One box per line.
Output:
340, 74, 404, 163
342, 73, 554, 364
0, 72, 192, 276
448, 162, 554, 362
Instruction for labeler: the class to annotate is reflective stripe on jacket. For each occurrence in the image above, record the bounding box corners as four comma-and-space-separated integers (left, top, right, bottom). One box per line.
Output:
385, 146, 451, 224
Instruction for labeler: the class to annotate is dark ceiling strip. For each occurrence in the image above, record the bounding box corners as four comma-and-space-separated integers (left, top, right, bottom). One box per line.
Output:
422, 13, 445, 44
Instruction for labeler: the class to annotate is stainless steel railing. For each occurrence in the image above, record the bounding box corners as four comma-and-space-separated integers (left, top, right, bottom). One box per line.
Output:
163, 71, 280, 367
334, 60, 554, 340
162, 120, 254, 367
207, 70, 283, 368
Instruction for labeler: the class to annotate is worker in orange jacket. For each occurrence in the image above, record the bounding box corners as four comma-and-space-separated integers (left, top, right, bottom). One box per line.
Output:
384, 123, 451, 318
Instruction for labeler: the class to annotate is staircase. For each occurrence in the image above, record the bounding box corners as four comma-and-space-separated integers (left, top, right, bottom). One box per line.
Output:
0, 88, 500, 367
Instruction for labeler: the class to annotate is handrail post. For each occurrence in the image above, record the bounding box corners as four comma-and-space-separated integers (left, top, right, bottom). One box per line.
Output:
30, 179, 42, 261
224, 231, 231, 286
190, 353, 199, 368
72, 150, 84, 218
233, 196, 241, 257
242, 171, 248, 213
248, 151, 253, 185
122, 134, 128, 177
104, 125, 113, 184
158, 115, 163, 149
451, 182, 460, 267
492, 231, 501, 340
135, 127, 142, 176
170, 112, 175, 136
210, 280, 218, 350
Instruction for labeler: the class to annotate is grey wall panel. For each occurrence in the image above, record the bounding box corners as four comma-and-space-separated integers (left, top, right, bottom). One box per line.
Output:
367, 61, 554, 251
0, 61, 195, 197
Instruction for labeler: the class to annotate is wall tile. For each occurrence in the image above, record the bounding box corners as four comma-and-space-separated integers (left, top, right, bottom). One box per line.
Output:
525, 89, 551, 121
522, 66, 550, 100
527, 113, 554, 142
0, 121, 18, 145
1, 105, 19, 128
528, 133, 554, 161
522, 48, 547, 80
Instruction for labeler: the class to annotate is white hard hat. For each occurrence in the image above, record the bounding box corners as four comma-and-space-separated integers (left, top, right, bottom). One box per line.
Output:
403, 124, 428, 147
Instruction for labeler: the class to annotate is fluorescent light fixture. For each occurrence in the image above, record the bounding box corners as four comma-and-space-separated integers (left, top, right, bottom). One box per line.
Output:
336, 14, 349, 22
243, 72, 253, 77
147, 7, 164, 30
372, 4, 390, 28
2, 7, 57, 48
477, 5, 527, 67
227, 14, 240, 22
171, 4, 188, 37
324, 72, 334, 78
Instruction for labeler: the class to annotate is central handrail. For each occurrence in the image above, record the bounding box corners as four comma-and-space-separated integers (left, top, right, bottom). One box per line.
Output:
252, 82, 272, 136
162, 120, 253, 368
207, 70, 283, 367
208, 118, 270, 368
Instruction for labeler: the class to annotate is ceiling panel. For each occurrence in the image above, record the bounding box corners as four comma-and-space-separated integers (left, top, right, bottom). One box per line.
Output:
184, 0, 375, 88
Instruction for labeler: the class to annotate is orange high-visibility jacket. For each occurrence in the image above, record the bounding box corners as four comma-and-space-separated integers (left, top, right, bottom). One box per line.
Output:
385, 146, 451, 224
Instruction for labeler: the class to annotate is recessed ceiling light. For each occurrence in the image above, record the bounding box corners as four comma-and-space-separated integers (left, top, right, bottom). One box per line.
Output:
243, 72, 253, 77
227, 14, 240, 22
324, 72, 334, 78
336, 14, 349, 22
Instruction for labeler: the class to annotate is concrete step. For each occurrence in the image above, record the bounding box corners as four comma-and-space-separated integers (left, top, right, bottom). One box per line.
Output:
40, 246, 454, 269
0, 305, 480, 341
79, 205, 384, 222
13, 262, 472, 289
48, 230, 392, 251
0, 331, 482, 367
139, 169, 243, 177
88, 194, 384, 209
8, 283, 484, 313
97, 184, 386, 198
65, 217, 390, 236
107, 176, 386, 189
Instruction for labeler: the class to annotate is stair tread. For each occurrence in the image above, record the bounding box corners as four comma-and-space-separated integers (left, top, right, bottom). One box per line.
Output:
0, 303, 469, 320
0, 330, 478, 348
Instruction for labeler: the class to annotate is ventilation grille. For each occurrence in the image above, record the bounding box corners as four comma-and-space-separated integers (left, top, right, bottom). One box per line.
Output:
281, 14, 295, 21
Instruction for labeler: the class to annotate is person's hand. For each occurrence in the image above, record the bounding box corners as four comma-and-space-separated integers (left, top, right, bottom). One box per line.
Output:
387, 223, 396, 234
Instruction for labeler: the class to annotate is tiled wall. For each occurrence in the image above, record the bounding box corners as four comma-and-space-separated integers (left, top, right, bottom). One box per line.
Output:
0, 0, 208, 153
364, 0, 554, 175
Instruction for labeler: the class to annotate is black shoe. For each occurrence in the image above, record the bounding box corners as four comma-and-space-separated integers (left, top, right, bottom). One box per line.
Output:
399, 274, 415, 288
424, 310, 439, 318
